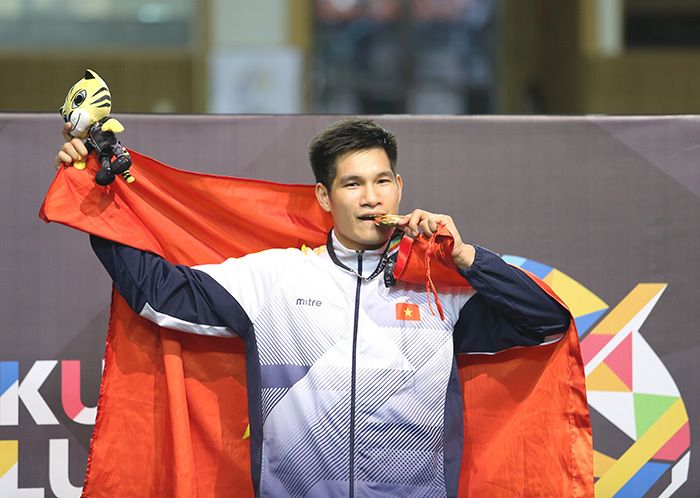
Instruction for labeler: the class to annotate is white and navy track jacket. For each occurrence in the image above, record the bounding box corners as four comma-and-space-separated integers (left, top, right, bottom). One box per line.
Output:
91, 231, 569, 498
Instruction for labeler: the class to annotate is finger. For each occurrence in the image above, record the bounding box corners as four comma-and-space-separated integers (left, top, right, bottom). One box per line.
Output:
55, 151, 72, 169
421, 215, 447, 237
440, 217, 464, 246
418, 217, 435, 237
432, 214, 453, 233
62, 143, 82, 162
396, 214, 411, 226
406, 209, 423, 237
396, 215, 412, 234
62, 122, 73, 141
406, 209, 428, 237
71, 138, 88, 157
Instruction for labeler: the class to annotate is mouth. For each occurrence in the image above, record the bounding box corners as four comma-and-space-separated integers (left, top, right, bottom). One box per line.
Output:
357, 214, 402, 230
357, 213, 384, 223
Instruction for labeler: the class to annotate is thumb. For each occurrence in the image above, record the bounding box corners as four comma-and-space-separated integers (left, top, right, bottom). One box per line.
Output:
62, 122, 73, 141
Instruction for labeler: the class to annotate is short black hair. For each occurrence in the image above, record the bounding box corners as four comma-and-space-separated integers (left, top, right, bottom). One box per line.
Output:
308, 118, 398, 190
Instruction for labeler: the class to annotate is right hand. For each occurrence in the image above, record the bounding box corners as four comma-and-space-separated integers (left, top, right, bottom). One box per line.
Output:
54, 122, 88, 170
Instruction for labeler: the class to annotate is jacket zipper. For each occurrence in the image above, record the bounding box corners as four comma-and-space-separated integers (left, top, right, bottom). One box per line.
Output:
349, 251, 362, 498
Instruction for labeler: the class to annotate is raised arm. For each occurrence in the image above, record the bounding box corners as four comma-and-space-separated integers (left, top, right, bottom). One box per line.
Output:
395, 209, 570, 354
454, 245, 570, 354
90, 235, 252, 339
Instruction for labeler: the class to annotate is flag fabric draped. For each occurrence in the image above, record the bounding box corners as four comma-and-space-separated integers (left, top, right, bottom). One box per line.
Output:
40, 151, 592, 497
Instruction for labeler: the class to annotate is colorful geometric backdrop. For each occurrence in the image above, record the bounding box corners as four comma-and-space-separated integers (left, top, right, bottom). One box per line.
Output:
504, 256, 690, 498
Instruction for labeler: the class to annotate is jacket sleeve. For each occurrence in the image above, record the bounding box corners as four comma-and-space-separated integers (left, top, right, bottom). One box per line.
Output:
454, 245, 571, 354
90, 235, 253, 339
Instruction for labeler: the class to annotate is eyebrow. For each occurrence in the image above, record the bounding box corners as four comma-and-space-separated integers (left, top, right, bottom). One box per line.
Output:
337, 171, 394, 184
337, 175, 362, 184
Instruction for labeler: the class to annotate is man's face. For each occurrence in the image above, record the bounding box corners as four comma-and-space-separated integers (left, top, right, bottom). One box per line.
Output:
315, 147, 403, 251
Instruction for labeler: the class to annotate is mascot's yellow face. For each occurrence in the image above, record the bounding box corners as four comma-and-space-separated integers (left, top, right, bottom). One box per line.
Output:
59, 69, 112, 138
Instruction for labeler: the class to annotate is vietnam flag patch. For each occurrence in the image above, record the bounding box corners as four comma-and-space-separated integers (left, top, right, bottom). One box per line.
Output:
396, 302, 421, 321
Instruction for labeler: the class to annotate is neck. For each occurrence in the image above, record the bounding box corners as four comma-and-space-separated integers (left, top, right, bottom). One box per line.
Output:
329, 230, 389, 278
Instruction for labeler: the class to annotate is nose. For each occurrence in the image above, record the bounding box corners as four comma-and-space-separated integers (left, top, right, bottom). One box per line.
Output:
361, 184, 380, 207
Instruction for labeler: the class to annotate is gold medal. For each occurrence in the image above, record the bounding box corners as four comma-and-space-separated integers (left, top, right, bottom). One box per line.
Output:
374, 214, 403, 227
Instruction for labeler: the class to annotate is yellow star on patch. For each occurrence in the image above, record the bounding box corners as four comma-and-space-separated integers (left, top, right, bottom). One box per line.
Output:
404, 308, 412, 317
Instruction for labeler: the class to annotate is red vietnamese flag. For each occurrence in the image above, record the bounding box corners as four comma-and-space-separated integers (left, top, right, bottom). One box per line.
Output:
396, 302, 421, 321
40, 150, 592, 498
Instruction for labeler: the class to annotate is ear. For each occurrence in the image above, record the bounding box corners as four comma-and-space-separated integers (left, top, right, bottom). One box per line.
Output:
315, 183, 332, 213
396, 173, 403, 204
84, 69, 96, 79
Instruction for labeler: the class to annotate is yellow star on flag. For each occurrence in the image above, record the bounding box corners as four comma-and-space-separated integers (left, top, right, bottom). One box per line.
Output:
395, 302, 421, 321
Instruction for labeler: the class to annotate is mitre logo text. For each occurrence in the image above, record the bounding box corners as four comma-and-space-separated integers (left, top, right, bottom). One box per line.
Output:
296, 298, 323, 307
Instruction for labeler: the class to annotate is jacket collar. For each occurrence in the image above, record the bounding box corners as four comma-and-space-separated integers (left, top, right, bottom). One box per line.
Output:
327, 230, 389, 279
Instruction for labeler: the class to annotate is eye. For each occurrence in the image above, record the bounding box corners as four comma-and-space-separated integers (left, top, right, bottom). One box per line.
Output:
72, 90, 87, 108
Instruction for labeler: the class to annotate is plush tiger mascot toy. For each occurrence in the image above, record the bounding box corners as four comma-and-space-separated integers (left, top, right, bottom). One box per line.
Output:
59, 69, 134, 186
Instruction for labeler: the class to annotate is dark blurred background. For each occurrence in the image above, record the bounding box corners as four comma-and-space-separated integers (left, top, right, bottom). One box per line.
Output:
2, 0, 699, 115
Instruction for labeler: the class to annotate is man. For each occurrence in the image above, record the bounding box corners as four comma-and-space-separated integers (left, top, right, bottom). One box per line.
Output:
55, 118, 570, 497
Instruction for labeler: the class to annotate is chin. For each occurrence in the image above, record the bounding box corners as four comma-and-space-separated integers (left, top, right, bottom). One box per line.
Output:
357, 232, 391, 250
337, 224, 392, 250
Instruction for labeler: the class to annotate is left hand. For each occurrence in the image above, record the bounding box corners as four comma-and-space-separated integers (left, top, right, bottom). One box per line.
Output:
397, 209, 476, 270
54, 122, 88, 170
